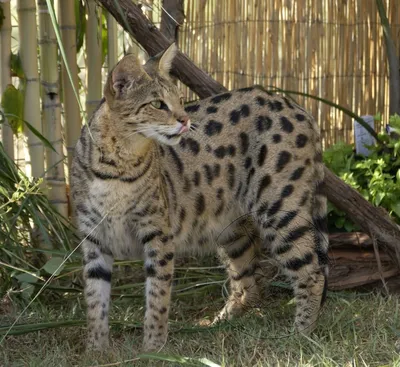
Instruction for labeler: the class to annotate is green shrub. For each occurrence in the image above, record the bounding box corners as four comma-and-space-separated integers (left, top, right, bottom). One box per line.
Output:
323, 131, 400, 232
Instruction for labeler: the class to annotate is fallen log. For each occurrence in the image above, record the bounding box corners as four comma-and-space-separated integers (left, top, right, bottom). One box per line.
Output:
96, 0, 400, 266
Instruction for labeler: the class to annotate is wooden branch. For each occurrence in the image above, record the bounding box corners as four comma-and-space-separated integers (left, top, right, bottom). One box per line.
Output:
323, 169, 400, 264
96, 0, 225, 99
160, 0, 185, 42
97, 0, 400, 266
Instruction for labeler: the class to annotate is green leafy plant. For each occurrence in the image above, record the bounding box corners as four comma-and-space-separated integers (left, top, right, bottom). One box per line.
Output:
0, 139, 77, 299
324, 130, 400, 232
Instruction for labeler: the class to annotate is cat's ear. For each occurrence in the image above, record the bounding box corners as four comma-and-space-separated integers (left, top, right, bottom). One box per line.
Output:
144, 43, 178, 78
104, 54, 150, 104
158, 43, 178, 76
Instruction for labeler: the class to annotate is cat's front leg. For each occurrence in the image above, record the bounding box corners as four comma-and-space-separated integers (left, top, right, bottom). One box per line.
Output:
140, 229, 175, 351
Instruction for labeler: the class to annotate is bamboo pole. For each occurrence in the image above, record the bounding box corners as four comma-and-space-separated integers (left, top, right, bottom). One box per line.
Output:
0, 0, 14, 160
59, 0, 82, 172
85, 0, 102, 119
17, 0, 44, 179
37, 0, 68, 218
107, 12, 118, 70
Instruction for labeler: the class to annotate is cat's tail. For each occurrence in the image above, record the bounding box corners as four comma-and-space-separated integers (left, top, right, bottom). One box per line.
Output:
312, 146, 329, 306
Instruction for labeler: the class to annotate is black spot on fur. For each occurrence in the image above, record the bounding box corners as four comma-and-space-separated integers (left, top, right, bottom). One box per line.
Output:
256, 115, 273, 132
87, 266, 111, 282
179, 138, 187, 149
257, 145, 268, 166
147, 250, 158, 258
204, 164, 213, 185
184, 104, 200, 113
179, 207, 186, 221
195, 193, 206, 215
193, 171, 201, 186
216, 187, 224, 199
186, 138, 200, 155
273, 134, 281, 143
268, 200, 282, 216
290, 167, 305, 181
274, 242, 292, 255
295, 113, 306, 121
211, 92, 232, 104
276, 151, 291, 172
213, 164, 221, 177
239, 132, 249, 155
246, 167, 255, 186
227, 163, 236, 189
214, 146, 226, 159
286, 253, 313, 271
157, 274, 172, 281
230, 105, 250, 125
281, 184, 294, 198
240, 104, 250, 117
299, 191, 309, 206
141, 230, 163, 245
296, 134, 308, 148
207, 106, 218, 114
256, 175, 271, 200
230, 110, 241, 125
228, 240, 253, 259
164, 252, 174, 261
276, 210, 298, 229
183, 176, 191, 193
280, 116, 294, 133
168, 147, 184, 174
284, 226, 310, 243
256, 96, 266, 106
268, 100, 284, 112
244, 157, 252, 169
204, 120, 223, 136
227, 145, 236, 156
145, 264, 157, 277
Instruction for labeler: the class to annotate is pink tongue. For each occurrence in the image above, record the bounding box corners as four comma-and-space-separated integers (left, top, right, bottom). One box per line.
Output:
179, 125, 189, 134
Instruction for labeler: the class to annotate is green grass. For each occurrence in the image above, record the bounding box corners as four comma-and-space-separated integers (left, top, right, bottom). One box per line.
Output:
1, 276, 400, 367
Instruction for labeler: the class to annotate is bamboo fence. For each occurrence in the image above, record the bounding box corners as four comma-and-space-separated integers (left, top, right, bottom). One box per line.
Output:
178, 0, 400, 148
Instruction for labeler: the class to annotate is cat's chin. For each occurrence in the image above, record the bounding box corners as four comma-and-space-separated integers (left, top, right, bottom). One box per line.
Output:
154, 134, 182, 146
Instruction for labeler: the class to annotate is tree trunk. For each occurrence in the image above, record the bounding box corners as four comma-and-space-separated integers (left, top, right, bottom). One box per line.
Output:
0, 1, 14, 161
160, 0, 185, 43
85, 0, 103, 119
96, 0, 400, 266
17, 0, 45, 180
37, 0, 68, 218
96, 0, 226, 99
59, 0, 82, 173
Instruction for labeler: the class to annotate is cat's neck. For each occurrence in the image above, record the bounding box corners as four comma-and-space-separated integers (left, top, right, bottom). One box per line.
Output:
93, 104, 156, 168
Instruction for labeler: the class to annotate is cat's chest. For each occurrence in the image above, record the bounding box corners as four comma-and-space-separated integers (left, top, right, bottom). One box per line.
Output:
89, 178, 138, 217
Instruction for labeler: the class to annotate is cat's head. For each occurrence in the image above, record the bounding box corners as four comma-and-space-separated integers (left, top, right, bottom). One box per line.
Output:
104, 44, 190, 146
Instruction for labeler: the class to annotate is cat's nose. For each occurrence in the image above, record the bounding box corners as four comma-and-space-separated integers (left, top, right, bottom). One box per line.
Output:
178, 115, 190, 126
178, 115, 191, 134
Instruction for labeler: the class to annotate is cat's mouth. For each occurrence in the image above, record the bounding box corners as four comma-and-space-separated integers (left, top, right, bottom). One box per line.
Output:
156, 120, 191, 145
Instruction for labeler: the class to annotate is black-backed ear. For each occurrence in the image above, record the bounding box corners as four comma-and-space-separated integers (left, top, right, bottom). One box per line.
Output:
144, 43, 178, 78
104, 54, 150, 105
158, 43, 178, 76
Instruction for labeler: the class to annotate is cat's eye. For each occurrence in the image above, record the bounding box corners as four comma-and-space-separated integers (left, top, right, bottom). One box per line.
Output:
150, 100, 168, 110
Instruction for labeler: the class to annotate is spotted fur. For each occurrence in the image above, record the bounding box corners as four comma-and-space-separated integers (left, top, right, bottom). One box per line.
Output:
71, 44, 329, 351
